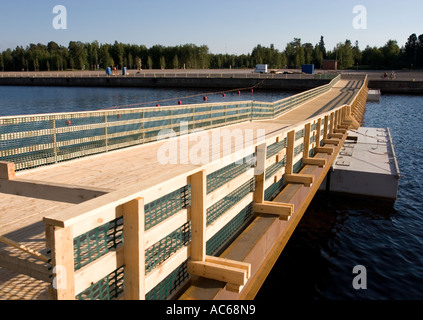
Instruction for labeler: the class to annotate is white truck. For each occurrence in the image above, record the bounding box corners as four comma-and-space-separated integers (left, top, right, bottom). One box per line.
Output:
254, 64, 268, 73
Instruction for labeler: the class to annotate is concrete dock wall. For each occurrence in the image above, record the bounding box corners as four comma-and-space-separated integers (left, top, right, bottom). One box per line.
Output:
0, 75, 422, 93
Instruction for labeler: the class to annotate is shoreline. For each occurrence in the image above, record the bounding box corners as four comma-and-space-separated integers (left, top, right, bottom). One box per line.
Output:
0, 69, 422, 94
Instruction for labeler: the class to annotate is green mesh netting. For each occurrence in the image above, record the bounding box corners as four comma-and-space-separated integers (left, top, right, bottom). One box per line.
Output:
73, 216, 123, 271
144, 185, 191, 230
206, 154, 255, 194
76, 265, 124, 300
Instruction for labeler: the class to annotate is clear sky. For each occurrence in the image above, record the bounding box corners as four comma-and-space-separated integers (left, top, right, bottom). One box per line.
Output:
0, 0, 422, 54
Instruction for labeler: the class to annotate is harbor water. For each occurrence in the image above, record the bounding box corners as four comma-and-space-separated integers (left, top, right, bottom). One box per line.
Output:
0, 86, 422, 300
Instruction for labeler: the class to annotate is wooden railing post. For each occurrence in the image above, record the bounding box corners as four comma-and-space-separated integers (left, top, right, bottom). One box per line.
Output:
303, 123, 311, 158
123, 197, 146, 300
50, 117, 58, 163
285, 130, 295, 175
190, 170, 207, 262
49, 225, 75, 300
0, 161, 15, 180
316, 118, 322, 147
323, 115, 329, 141
187, 169, 251, 293
253, 143, 267, 204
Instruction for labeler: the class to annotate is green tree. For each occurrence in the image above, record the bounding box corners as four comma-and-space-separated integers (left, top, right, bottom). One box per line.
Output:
160, 56, 166, 69
418, 34, 423, 68
382, 40, 400, 69
98, 44, 113, 68
68, 41, 88, 70
405, 33, 418, 68
352, 40, 362, 69
303, 43, 314, 64
319, 36, 327, 59
335, 40, 354, 69
172, 55, 179, 69
313, 44, 323, 68
110, 41, 124, 69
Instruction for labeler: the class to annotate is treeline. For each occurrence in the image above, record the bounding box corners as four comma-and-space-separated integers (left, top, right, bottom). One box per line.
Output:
0, 34, 422, 72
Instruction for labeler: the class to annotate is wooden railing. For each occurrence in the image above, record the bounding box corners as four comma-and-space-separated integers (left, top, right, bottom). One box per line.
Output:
41, 75, 368, 300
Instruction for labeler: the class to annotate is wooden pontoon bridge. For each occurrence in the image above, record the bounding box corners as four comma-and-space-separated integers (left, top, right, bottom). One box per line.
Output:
0, 74, 368, 300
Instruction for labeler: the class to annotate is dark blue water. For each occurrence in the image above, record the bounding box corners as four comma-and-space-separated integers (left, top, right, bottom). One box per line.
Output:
256, 94, 423, 300
0, 86, 293, 117
1, 86, 422, 300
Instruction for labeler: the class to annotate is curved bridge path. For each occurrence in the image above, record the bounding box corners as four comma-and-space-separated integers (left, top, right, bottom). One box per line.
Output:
0, 74, 367, 300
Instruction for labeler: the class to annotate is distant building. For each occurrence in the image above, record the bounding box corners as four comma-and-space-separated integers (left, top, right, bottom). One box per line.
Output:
322, 60, 338, 70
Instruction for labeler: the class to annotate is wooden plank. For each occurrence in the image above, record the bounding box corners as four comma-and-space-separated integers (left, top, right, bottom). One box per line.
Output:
314, 146, 334, 154
285, 130, 295, 175
50, 226, 75, 300
253, 143, 267, 204
315, 118, 322, 147
123, 197, 145, 300
323, 115, 329, 140
329, 112, 335, 134
302, 157, 326, 167
303, 123, 311, 158
321, 138, 340, 145
205, 255, 251, 278
284, 173, 314, 187
252, 201, 293, 220
334, 128, 347, 134
328, 133, 344, 139
190, 170, 207, 262
187, 260, 247, 286
0, 162, 15, 180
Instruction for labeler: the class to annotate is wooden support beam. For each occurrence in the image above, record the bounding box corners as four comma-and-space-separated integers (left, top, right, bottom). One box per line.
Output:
334, 128, 347, 134
302, 157, 326, 167
284, 173, 314, 187
338, 124, 350, 129
321, 138, 340, 145
314, 147, 334, 155
123, 197, 145, 300
328, 133, 344, 139
0, 162, 15, 180
205, 256, 251, 278
253, 201, 293, 220
187, 255, 249, 292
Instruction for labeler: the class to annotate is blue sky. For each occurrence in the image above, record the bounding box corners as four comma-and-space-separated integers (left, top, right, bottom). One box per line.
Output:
0, 0, 422, 54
